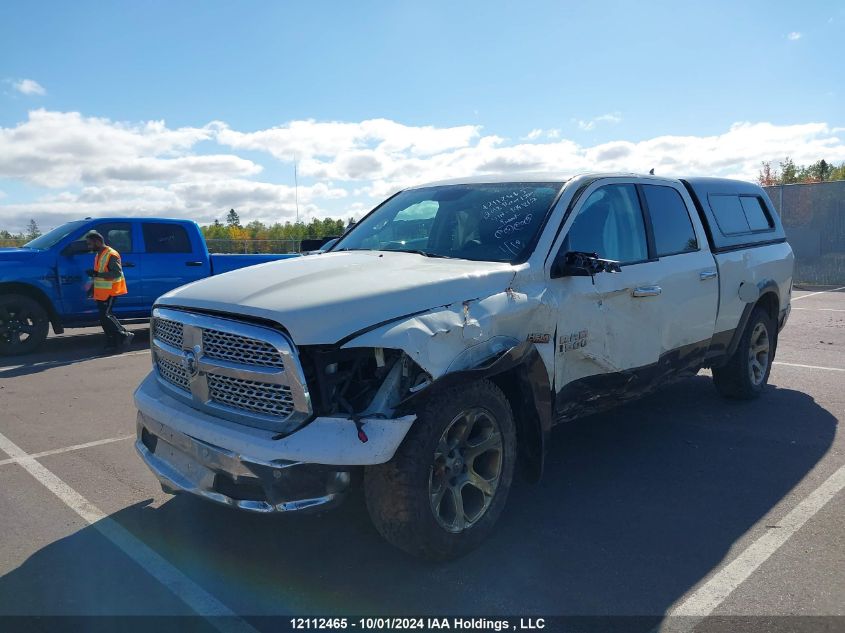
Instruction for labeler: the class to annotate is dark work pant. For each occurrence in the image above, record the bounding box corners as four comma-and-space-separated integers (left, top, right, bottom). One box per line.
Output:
97, 296, 129, 344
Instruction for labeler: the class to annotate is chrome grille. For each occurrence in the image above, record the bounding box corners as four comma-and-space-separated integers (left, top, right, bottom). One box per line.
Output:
208, 373, 295, 418
156, 355, 190, 391
150, 307, 312, 433
202, 329, 284, 368
154, 318, 183, 349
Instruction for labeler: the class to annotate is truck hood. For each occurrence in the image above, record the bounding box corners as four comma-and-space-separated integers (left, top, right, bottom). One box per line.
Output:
158, 251, 517, 345
0, 248, 39, 263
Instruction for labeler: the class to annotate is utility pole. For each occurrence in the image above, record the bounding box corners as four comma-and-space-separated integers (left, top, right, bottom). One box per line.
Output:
294, 156, 300, 225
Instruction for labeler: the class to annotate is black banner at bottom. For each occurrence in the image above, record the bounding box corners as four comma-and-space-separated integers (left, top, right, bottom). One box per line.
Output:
0, 616, 843, 633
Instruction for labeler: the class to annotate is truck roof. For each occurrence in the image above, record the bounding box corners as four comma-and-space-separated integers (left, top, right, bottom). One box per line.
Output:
411, 171, 701, 188
73, 217, 198, 224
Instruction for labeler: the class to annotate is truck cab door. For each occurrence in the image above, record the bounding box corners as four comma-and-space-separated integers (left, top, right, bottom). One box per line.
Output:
638, 183, 718, 368
57, 221, 144, 319
137, 222, 210, 305
549, 182, 662, 419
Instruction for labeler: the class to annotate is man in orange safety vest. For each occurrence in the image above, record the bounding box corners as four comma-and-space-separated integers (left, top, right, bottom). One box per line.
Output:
84, 230, 134, 351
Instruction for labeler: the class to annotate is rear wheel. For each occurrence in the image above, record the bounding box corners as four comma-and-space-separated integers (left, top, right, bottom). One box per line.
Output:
713, 306, 775, 399
0, 294, 50, 356
364, 379, 516, 561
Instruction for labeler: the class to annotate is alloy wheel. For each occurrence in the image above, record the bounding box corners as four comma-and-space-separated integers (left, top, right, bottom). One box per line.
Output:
747, 322, 770, 386
428, 407, 504, 533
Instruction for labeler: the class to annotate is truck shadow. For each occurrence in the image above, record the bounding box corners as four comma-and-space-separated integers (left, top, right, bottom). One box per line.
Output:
0, 376, 837, 627
0, 326, 149, 378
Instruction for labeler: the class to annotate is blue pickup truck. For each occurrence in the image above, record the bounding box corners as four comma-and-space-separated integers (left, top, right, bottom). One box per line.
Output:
0, 217, 298, 355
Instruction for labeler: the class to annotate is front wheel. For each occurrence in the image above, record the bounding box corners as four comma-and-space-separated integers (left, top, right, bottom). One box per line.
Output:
364, 379, 516, 561
0, 294, 50, 356
713, 306, 775, 399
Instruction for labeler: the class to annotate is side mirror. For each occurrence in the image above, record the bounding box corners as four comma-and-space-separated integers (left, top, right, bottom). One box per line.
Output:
61, 240, 91, 257
551, 251, 622, 280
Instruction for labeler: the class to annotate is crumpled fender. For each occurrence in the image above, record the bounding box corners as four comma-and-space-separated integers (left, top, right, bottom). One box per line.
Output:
341, 282, 556, 380
397, 341, 552, 482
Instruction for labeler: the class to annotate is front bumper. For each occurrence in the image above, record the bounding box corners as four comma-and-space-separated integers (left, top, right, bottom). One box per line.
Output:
134, 371, 417, 513
137, 412, 350, 513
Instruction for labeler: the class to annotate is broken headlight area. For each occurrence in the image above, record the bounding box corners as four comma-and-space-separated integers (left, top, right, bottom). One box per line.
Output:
299, 346, 430, 418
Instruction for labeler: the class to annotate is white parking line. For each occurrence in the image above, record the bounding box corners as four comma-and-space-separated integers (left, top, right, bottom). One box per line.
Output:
773, 361, 845, 372
792, 286, 845, 301
0, 435, 134, 467
668, 463, 845, 621
791, 307, 845, 312
0, 429, 258, 633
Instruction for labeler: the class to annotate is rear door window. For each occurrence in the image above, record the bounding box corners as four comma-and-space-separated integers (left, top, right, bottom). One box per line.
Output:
142, 223, 192, 253
642, 185, 698, 256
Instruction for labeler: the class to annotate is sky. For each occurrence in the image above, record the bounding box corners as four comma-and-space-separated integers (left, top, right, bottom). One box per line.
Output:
1, 0, 843, 233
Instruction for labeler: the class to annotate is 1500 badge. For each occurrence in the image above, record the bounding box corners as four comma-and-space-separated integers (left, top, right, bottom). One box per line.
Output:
559, 330, 588, 353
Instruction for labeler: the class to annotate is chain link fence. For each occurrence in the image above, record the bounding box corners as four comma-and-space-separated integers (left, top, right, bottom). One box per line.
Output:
204, 239, 301, 254
764, 181, 845, 285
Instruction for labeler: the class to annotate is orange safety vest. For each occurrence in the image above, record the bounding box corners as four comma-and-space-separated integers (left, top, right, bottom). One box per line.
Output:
93, 246, 128, 300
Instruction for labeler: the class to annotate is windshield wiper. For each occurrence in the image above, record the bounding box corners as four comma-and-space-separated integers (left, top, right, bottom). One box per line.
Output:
389, 249, 457, 259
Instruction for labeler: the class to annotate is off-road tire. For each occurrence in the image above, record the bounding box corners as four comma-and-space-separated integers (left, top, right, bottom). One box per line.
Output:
0, 294, 49, 356
364, 379, 516, 561
713, 306, 776, 399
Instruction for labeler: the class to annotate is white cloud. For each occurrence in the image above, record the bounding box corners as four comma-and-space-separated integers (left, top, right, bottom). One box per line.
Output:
12, 78, 46, 96
2, 110, 845, 233
576, 113, 622, 131
787, 31, 802, 40
523, 128, 561, 140
0, 110, 257, 188
217, 118, 481, 160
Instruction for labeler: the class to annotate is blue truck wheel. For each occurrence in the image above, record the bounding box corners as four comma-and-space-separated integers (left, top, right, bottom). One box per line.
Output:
0, 294, 49, 356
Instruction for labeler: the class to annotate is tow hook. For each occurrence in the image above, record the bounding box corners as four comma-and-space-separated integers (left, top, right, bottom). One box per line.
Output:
353, 417, 369, 443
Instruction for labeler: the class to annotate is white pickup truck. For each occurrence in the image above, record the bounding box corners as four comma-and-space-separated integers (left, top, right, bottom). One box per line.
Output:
134, 173, 794, 560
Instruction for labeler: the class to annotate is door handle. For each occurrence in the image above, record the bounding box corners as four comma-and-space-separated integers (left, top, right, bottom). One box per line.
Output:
123, 262, 136, 268
699, 269, 717, 281
185, 261, 203, 267
632, 286, 662, 297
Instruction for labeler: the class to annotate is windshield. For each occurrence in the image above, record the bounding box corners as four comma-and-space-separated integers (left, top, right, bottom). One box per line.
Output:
23, 220, 87, 250
333, 182, 563, 263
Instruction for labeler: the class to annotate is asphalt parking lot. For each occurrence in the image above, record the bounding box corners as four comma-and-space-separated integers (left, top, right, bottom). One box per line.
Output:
0, 288, 843, 632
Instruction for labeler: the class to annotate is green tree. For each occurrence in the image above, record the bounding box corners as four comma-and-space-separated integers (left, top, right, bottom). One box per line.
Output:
807, 159, 831, 182
829, 163, 845, 181
226, 209, 241, 227
780, 157, 798, 184
25, 219, 40, 240
758, 161, 779, 186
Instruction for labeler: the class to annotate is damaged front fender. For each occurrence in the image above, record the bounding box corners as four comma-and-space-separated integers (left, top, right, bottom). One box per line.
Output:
342, 283, 555, 379
397, 341, 553, 482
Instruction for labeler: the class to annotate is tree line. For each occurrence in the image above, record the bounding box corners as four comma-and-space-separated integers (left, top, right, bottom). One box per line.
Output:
0, 211, 354, 250
758, 158, 845, 186
199, 209, 354, 253
0, 219, 41, 247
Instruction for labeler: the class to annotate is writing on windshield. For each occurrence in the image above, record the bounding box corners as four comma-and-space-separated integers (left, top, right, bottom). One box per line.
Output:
335, 183, 562, 263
